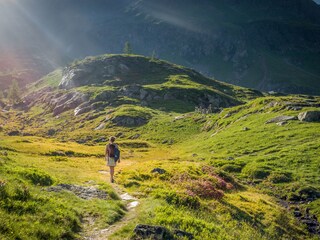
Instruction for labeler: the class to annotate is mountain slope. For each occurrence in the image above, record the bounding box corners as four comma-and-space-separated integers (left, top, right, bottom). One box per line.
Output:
0, 54, 320, 239
1, 0, 320, 94
22, 54, 261, 123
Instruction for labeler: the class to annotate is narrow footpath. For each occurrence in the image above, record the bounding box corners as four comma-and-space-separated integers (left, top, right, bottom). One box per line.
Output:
83, 172, 139, 240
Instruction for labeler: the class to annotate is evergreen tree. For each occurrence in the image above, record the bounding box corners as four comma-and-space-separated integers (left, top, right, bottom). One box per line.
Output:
123, 41, 133, 54
151, 50, 157, 60
8, 80, 21, 104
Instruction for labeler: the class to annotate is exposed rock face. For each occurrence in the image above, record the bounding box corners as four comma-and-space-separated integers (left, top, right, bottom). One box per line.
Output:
298, 111, 320, 122
51, 91, 88, 116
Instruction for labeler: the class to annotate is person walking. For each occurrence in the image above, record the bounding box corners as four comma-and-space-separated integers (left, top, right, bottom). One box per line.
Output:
105, 136, 120, 183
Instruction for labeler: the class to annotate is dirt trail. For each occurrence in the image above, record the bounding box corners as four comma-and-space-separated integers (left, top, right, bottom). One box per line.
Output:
82, 171, 139, 240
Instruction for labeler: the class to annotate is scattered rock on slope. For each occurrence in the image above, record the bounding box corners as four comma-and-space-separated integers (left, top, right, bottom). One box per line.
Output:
151, 168, 166, 174
133, 224, 194, 240
266, 115, 297, 124
47, 184, 108, 200
298, 111, 320, 122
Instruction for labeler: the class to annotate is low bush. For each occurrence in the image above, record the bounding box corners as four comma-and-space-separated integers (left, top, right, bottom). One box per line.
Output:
185, 179, 224, 200
267, 172, 292, 183
0, 180, 8, 199
222, 164, 243, 173
242, 165, 271, 179
154, 190, 200, 209
123, 180, 140, 188
287, 185, 320, 201
13, 185, 31, 201
21, 169, 54, 186
297, 186, 320, 200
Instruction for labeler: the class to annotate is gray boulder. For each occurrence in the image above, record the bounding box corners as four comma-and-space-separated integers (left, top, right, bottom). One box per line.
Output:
266, 115, 297, 124
298, 111, 320, 122
133, 224, 173, 240
95, 123, 106, 130
133, 224, 194, 240
151, 168, 166, 174
8, 130, 20, 136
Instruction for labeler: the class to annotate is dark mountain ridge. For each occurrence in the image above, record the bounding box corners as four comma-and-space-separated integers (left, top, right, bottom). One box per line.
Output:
1, 0, 320, 94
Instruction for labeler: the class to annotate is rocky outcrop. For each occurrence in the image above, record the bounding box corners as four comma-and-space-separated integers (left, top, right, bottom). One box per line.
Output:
298, 111, 320, 122
51, 92, 88, 116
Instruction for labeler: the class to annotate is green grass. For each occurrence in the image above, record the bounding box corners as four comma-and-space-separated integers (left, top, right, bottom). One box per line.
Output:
112, 105, 155, 119
1, 56, 319, 239
0, 136, 125, 239
1, 94, 319, 239
27, 69, 62, 92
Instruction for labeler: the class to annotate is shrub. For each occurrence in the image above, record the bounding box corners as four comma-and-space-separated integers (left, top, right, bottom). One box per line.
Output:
21, 169, 54, 186
287, 185, 320, 201
0, 180, 8, 199
201, 166, 236, 190
297, 186, 320, 200
123, 180, 140, 188
287, 192, 300, 201
155, 190, 200, 209
221, 164, 243, 173
242, 165, 271, 179
267, 172, 292, 183
185, 179, 224, 200
13, 185, 31, 201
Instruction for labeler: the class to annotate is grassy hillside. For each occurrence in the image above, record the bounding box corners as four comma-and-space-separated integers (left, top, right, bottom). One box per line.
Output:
0, 55, 319, 239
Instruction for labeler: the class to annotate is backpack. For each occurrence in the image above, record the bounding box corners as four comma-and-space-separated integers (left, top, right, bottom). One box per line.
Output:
108, 143, 120, 162
114, 147, 120, 162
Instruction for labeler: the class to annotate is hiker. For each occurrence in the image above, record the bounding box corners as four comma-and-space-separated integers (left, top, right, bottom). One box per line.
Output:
105, 136, 120, 183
